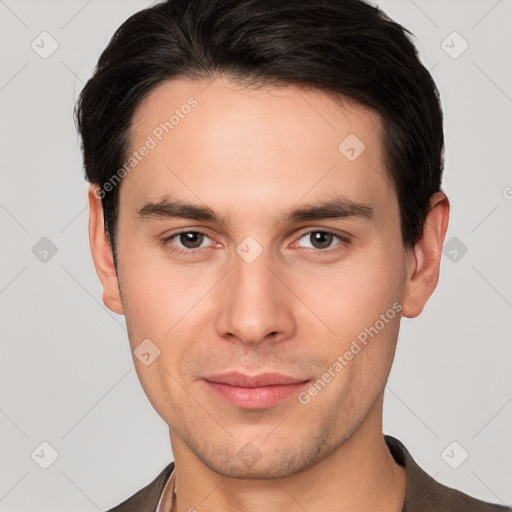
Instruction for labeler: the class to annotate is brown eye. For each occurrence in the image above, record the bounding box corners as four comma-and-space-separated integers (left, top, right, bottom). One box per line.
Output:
162, 230, 213, 254
309, 231, 334, 249
296, 230, 342, 251
177, 232, 206, 249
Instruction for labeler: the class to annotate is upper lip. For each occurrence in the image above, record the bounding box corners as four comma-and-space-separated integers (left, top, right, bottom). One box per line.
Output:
202, 372, 310, 388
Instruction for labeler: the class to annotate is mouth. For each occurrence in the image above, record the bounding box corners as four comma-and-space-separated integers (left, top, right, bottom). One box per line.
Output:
201, 372, 311, 409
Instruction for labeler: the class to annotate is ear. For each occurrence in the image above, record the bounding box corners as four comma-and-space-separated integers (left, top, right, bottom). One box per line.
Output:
402, 191, 450, 318
88, 184, 124, 315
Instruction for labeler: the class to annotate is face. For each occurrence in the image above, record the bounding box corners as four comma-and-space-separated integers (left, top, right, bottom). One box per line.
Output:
91, 75, 433, 479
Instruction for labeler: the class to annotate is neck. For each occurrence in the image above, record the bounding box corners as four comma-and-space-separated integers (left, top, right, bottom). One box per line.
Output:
169, 395, 406, 512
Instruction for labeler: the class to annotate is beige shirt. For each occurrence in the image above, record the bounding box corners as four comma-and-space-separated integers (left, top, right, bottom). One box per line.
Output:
155, 466, 176, 512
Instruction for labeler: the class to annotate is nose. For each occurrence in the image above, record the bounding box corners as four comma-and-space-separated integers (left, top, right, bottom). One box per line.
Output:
214, 249, 297, 346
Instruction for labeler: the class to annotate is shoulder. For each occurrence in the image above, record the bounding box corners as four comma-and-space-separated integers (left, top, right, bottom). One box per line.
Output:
384, 435, 511, 512
104, 461, 175, 512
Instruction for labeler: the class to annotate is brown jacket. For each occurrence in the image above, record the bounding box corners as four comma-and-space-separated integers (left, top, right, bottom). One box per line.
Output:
106, 435, 511, 511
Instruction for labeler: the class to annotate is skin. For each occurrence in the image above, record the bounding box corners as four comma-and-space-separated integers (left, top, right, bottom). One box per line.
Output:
88, 75, 449, 512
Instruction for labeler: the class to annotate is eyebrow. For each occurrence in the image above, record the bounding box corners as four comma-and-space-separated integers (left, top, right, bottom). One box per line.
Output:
136, 196, 374, 225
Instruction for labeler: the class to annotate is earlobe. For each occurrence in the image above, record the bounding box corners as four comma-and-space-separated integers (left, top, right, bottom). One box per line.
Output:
401, 192, 450, 318
88, 185, 124, 315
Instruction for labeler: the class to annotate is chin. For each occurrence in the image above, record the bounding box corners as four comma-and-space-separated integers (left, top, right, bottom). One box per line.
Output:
204, 458, 306, 480
194, 433, 333, 480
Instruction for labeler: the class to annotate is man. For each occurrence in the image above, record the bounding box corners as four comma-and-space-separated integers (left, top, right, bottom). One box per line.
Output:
74, 0, 511, 510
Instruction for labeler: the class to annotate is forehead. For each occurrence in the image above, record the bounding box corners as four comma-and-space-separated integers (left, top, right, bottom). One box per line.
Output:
121, 75, 396, 224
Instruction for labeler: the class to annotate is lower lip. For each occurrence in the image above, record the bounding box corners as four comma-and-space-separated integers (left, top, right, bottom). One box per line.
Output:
201, 380, 310, 409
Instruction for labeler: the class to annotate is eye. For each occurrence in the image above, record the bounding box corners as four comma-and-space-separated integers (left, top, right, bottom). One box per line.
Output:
162, 230, 215, 254
294, 230, 348, 252
161, 229, 348, 256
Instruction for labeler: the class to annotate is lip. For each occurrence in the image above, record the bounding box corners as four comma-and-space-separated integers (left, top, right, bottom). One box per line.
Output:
201, 372, 311, 409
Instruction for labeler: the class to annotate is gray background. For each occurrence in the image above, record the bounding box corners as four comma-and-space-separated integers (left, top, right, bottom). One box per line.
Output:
1, 0, 511, 510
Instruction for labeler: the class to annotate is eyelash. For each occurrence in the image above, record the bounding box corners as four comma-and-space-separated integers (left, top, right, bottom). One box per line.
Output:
160, 229, 350, 256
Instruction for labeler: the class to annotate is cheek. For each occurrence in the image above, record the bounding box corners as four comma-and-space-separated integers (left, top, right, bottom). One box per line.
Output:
117, 260, 201, 420
296, 260, 403, 419
117, 254, 221, 370
292, 242, 405, 347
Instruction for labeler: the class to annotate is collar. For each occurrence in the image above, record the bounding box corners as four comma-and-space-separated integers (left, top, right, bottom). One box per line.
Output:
156, 463, 176, 512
